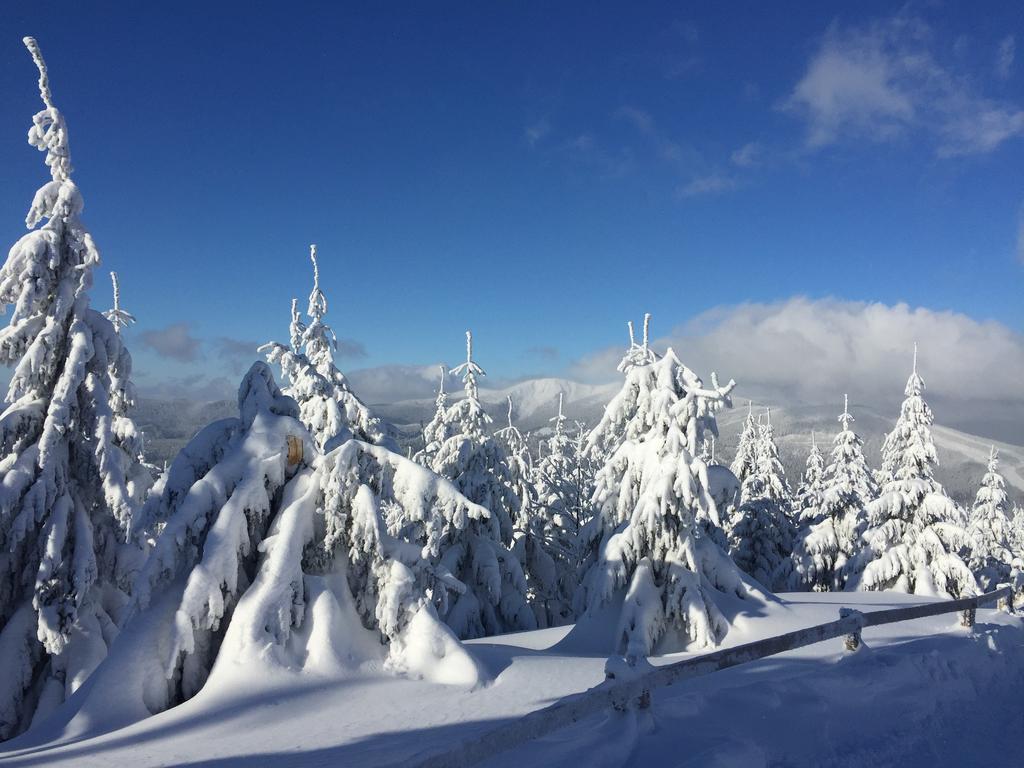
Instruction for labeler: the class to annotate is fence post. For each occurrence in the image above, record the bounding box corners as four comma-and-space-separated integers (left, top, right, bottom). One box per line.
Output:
839, 608, 864, 652
604, 655, 653, 711
959, 607, 976, 628
997, 585, 1015, 614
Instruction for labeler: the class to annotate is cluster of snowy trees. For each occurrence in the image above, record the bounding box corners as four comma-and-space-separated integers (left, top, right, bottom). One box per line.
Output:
1, 37, 1022, 743
0, 43, 758, 739
721, 350, 1024, 602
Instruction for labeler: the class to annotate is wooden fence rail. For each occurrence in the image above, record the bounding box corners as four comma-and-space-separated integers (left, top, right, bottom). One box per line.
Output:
414, 586, 1015, 768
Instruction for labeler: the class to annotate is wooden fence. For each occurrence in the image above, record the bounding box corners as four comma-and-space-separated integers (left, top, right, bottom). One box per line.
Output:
415, 586, 1015, 768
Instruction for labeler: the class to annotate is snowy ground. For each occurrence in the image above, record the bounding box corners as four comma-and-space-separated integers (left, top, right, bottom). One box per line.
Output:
1, 592, 1021, 768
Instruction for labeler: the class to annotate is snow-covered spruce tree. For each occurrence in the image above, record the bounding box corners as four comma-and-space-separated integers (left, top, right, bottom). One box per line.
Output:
574, 336, 749, 658
730, 401, 759, 506
587, 315, 660, 461
1012, 504, 1024, 557
263, 245, 396, 453
495, 396, 534, 527
414, 365, 452, 466
728, 409, 796, 591
496, 396, 564, 626
127, 362, 487, 714
853, 352, 976, 598
521, 394, 583, 627
533, 395, 592, 536
0, 40, 153, 739
428, 332, 535, 636
794, 433, 825, 527
101, 272, 155, 509
788, 396, 877, 592
965, 447, 1015, 591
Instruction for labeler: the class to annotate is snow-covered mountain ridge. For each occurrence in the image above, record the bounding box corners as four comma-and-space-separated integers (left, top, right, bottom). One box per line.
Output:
136, 374, 1023, 506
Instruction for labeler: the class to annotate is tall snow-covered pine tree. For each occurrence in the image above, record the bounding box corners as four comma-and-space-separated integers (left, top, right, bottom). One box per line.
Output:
0, 40, 152, 738
574, 318, 750, 658
728, 409, 796, 590
428, 332, 534, 636
965, 447, 1015, 591
263, 245, 396, 453
853, 348, 976, 598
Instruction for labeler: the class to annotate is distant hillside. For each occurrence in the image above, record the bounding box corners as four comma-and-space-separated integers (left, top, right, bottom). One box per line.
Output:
134, 378, 1024, 507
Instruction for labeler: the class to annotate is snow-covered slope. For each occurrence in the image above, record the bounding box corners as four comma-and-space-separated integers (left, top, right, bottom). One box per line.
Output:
2, 593, 1019, 767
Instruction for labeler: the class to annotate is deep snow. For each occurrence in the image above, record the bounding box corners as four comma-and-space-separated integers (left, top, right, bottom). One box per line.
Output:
1, 592, 1020, 767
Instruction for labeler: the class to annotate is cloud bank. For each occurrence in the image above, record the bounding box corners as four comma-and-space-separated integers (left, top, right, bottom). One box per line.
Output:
569, 297, 1024, 441
123, 298, 1023, 444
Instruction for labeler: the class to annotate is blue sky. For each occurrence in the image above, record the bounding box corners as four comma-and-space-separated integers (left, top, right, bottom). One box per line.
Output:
1, 1, 1023, 410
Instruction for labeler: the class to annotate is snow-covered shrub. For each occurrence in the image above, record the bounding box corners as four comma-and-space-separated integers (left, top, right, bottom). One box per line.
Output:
263, 245, 396, 453
851, 351, 976, 598
574, 323, 749, 659
0, 40, 153, 740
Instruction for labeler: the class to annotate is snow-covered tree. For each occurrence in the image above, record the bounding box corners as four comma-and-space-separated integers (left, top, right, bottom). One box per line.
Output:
852, 350, 976, 598
965, 447, 1015, 591
0, 40, 152, 739
100, 272, 154, 503
523, 394, 584, 627
794, 434, 825, 527
788, 396, 877, 592
698, 435, 718, 465
574, 329, 750, 658
263, 245, 396, 453
428, 332, 535, 636
127, 362, 488, 714
494, 395, 570, 627
495, 396, 534, 526
415, 365, 452, 466
588, 315, 659, 461
1011, 504, 1024, 557
102, 271, 135, 336
730, 402, 759, 505
728, 409, 796, 590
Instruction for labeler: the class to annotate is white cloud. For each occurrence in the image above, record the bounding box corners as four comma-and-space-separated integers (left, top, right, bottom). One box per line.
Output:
617, 106, 655, 135
136, 373, 235, 401
345, 364, 456, 404
214, 337, 260, 374
730, 142, 761, 167
569, 297, 1024, 439
616, 105, 697, 169
996, 35, 1015, 79
676, 173, 737, 198
525, 118, 551, 147
785, 15, 1024, 156
140, 323, 202, 362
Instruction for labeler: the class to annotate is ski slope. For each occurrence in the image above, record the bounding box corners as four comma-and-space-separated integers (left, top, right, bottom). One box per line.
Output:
2, 593, 1020, 768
